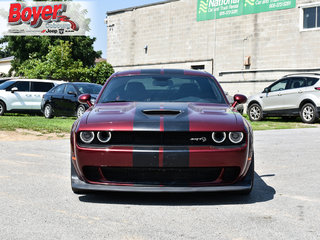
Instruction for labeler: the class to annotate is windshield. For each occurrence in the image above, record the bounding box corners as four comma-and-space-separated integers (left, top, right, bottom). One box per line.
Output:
0, 81, 14, 90
98, 75, 226, 104
74, 83, 102, 95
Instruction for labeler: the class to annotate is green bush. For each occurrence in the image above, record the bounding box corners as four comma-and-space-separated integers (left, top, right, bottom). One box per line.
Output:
17, 41, 114, 83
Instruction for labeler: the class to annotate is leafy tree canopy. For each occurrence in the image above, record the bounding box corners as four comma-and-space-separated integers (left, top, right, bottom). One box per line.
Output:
0, 37, 10, 59
17, 41, 113, 84
6, 36, 102, 71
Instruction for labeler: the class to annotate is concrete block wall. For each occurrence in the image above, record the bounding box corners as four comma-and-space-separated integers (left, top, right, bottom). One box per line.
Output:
107, 0, 320, 97
107, 0, 215, 67
0, 62, 11, 75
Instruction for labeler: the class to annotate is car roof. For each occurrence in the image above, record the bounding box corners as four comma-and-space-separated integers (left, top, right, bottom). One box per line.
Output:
112, 69, 213, 78
68, 82, 101, 85
6, 79, 66, 84
283, 73, 320, 78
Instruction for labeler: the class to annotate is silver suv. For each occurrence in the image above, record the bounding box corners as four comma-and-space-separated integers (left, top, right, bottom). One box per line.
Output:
247, 74, 320, 123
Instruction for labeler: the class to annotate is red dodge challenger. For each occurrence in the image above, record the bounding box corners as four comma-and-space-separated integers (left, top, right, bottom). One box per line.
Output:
70, 69, 254, 194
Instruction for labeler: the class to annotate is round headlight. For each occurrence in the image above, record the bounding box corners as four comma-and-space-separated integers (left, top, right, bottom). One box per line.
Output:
80, 131, 95, 144
229, 132, 244, 144
212, 132, 226, 144
97, 131, 111, 143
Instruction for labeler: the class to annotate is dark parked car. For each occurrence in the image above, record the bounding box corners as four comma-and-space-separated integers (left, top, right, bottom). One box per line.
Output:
70, 69, 254, 194
41, 82, 102, 118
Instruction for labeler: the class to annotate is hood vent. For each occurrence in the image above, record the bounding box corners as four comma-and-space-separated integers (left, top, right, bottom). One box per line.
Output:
142, 109, 181, 115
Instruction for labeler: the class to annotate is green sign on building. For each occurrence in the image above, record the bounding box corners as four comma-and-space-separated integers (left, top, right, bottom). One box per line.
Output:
197, 0, 296, 21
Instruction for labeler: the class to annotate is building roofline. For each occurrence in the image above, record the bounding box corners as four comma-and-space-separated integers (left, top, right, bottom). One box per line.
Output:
106, 0, 180, 15
6, 78, 66, 83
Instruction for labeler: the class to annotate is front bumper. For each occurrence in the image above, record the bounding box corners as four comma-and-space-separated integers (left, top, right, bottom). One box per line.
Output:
71, 143, 252, 192
71, 162, 253, 193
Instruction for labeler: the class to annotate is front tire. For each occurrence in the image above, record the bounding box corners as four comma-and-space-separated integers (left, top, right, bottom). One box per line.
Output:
76, 105, 86, 118
248, 103, 263, 121
0, 101, 6, 116
300, 103, 318, 124
44, 104, 54, 119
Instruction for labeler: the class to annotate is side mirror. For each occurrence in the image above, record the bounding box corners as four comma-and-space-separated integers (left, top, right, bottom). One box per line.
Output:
78, 93, 92, 107
11, 87, 18, 93
68, 91, 77, 96
232, 94, 247, 108
263, 87, 270, 93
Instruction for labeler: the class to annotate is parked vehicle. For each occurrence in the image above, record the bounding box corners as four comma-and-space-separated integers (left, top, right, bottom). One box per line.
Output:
0, 78, 12, 85
41, 82, 102, 118
0, 79, 63, 116
70, 69, 254, 194
247, 74, 320, 123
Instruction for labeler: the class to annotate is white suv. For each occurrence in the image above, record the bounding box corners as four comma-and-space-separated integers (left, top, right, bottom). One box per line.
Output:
247, 74, 320, 123
0, 79, 63, 115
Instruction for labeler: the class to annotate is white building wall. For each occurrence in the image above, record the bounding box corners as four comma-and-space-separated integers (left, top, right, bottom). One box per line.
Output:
107, 0, 320, 97
0, 61, 11, 75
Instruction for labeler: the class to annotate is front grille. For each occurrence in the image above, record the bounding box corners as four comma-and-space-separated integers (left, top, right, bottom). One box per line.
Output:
82, 167, 240, 185
78, 131, 246, 147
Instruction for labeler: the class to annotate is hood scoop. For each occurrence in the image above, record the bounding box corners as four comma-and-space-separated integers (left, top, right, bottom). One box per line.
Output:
142, 109, 182, 115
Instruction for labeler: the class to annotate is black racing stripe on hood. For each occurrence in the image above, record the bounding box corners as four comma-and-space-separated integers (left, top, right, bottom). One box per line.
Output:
163, 104, 189, 167
163, 104, 189, 131
133, 103, 161, 167
133, 103, 161, 131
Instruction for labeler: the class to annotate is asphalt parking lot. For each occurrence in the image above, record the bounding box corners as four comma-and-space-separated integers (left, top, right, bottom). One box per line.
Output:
0, 128, 319, 240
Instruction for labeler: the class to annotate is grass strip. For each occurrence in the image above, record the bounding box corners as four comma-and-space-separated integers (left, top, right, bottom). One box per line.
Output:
0, 114, 76, 133
243, 115, 317, 130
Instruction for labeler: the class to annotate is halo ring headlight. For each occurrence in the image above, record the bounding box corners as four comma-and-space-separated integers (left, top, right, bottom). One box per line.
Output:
229, 132, 244, 144
80, 131, 95, 144
97, 131, 112, 143
212, 132, 226, 144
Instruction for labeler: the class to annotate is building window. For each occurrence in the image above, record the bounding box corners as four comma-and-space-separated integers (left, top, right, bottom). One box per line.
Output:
302, 6, 320, 29
191, 65, 205, 70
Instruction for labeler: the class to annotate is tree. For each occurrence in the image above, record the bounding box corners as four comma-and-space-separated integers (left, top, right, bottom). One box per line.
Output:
5, 36, 102, 72
0, 37, 11, 58
17, 41, 113, 83
90, 61, 115, 85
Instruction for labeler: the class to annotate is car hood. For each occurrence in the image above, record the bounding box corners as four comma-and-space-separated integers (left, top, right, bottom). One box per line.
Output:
247, 92, 264, 102
79, 102, 245, 132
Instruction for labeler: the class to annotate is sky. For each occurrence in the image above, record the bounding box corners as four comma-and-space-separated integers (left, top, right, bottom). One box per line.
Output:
0, 0, 162, 58
88, 0, 161, 58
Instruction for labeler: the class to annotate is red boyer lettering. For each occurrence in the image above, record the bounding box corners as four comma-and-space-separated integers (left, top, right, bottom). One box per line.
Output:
8, 3, 66, 28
